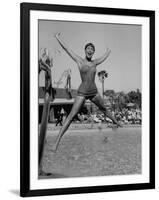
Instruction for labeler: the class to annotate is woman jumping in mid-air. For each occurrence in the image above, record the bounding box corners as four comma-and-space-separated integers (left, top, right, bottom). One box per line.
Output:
53, 32, 122, 152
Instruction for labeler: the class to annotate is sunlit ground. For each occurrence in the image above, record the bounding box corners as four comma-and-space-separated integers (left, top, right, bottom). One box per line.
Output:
39, 126, 141, 179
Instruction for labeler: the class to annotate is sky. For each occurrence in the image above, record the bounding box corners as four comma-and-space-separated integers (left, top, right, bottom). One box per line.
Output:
39, 20, 141, 93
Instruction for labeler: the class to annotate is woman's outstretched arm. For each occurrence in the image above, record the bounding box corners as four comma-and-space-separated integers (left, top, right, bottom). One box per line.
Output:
55, 33, 82, 64
94, 48, 111, 66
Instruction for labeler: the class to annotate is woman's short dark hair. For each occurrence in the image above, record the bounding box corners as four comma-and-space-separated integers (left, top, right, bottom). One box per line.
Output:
85, 43, 95, 52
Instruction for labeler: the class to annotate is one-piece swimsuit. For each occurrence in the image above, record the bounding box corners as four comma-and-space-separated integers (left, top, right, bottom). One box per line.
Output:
77, 65, 98, 99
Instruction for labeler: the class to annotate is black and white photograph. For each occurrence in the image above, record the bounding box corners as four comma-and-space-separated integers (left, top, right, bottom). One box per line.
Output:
20, 3, 155, 197
38, 20, 142, 179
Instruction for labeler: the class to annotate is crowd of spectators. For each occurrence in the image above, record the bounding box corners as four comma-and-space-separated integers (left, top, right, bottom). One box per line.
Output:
73, 108, 142, 125
111, 108, 142, 125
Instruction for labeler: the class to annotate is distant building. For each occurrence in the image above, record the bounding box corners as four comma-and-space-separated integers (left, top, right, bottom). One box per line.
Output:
39, 87, 91, 123
39, 87, 112, 123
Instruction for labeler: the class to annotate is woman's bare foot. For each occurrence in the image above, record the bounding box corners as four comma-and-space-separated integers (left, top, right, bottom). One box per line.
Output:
116, 122, 123, 128
109, 122, 123, 129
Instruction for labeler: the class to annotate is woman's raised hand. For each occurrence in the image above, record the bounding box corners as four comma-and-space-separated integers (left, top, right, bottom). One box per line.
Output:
55, 32, 61, 38
106, 47, 111, 54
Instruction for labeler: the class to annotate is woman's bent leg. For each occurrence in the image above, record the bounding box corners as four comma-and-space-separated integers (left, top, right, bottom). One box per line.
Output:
91, 94, 122, 127
53, 95, 85, 152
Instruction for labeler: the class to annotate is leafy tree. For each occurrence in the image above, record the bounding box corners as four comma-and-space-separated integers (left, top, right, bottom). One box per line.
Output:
104, 89, 141, 110
104, 90, 116, 110
127, 89, 141, 108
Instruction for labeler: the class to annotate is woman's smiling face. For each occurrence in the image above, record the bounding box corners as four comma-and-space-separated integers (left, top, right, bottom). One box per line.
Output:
85, 45, 95, 60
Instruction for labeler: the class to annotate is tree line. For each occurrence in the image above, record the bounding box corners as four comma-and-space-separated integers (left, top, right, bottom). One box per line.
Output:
104, 89, 141, 110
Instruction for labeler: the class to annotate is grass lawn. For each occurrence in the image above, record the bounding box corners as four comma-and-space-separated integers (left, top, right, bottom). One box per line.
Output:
40, 127, 141, 179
